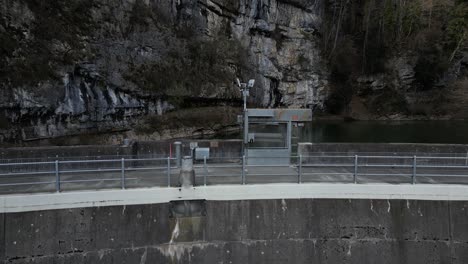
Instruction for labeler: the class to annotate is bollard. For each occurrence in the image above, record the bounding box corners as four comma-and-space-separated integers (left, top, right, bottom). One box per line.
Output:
167, 157, 171, 187
55, 160, 60, 193
174, 141, 182, 167
353, 155, 358, 184
242, 155, 246, 185
121, 158, 125, 189
203, 156, 207, 186
298, 155, 302, 184
179, 156, 195, 188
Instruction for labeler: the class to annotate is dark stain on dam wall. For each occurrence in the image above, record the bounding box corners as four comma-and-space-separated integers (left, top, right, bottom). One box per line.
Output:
1, 199, 468, 263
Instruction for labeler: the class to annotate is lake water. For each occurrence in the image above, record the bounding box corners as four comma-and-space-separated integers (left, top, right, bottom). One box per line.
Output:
303, 120, 468, 144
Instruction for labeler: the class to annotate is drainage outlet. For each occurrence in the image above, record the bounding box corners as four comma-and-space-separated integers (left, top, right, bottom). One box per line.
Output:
170, 200, 206, 218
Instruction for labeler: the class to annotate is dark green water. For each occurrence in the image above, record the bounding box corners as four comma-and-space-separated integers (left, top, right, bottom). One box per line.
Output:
304, 120, 468, 143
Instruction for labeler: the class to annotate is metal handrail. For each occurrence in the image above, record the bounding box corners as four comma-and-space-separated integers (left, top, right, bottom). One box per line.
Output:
0, 154, 467, 194
0, 171, 55, 177
0, 161, 55, 166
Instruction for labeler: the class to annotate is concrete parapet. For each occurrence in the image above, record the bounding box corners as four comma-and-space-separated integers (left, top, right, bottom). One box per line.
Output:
3, 141, 468, 163
0, 139, 243, 161
298, 142, 468, 156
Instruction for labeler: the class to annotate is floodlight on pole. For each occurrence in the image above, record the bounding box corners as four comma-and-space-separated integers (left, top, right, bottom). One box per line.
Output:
236, 78, 253, 111
236, 78, 241, 88
248, 79, 255, 88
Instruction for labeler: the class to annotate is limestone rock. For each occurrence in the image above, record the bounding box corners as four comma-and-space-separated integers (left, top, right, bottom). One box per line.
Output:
0, 0, 329, 142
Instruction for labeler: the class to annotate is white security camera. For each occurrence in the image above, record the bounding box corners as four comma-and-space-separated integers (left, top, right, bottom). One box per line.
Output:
248, 79, 255, 88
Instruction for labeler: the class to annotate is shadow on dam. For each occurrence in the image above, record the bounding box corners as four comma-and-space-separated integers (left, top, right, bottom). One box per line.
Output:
1, 199, 468, 263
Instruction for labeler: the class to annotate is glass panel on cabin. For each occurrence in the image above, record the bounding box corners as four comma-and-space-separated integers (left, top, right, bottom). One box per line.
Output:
247, 123, 287, 148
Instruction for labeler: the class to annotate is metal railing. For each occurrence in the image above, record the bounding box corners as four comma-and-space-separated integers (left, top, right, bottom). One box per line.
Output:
0, 157, 177, 193
1, 153, 468, 194
193, 154, 468, 186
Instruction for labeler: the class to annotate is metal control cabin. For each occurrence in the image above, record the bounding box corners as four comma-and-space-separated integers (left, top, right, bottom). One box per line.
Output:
243, 109, 312, 165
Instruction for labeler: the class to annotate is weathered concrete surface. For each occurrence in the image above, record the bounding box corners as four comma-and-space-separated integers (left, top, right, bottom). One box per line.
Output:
0, 139, 242, 161
0, 213, 4, 261
2, 141, 468, 163
1, 199, 468, 263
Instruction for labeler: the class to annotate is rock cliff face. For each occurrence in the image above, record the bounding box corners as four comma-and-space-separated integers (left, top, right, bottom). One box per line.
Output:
0, 0, 467, 143
0, 0, 329, 143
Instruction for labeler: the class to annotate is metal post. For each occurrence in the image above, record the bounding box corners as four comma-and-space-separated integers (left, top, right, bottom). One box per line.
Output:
55, 160, 60, 193
203, 156, 207, 186
243, 112, 248, 146
121, 158, 125, 190
167, 157, 171, 187
243, 86, 247, 111
242, 155, 246, 185
287, 121, 292, 156
412, 155, 417, 185
298, 155, 302, 184
353, 155, 358, 184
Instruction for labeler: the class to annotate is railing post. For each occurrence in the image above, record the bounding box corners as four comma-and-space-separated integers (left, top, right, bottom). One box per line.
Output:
412, 155, 417, 185
167, 157, 171, 187
242, 155, 246, 185
203, 156, 207, 186
55, 160, 60, 193
353, 155, 358, 184
121, 158, 125, 190
298, 155, 302, 184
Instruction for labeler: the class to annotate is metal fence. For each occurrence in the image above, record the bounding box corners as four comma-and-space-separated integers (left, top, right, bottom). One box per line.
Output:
0, 157, 178, 193
1, 153, 468, 195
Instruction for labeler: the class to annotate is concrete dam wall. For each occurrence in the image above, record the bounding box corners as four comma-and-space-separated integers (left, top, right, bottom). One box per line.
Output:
2, 141, 468, 163
1, 198, 468, 264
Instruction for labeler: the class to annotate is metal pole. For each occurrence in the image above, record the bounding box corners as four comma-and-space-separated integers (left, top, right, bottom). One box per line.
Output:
287, 121, 292, 155
353, 155, 358, 184
298, 155, 302, 184
243, 111, 248, 146
167, 157, 171, 187
243, 88, 247, 111
242, 86, 249, 157
412, 155, 417, 185
121, 158, 125, 189
242, 155, 246, 185
55, 160, 60, 193
203, 156, 207, 186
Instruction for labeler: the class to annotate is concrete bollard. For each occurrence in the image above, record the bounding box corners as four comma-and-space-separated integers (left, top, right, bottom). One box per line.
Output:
174, 141, 182, 167
179, 156, 195, 187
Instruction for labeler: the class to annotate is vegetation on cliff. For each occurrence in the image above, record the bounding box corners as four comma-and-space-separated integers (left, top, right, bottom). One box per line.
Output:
0, 0, 97, 87
322, 0, 467, 117
1, 0, 467, 144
